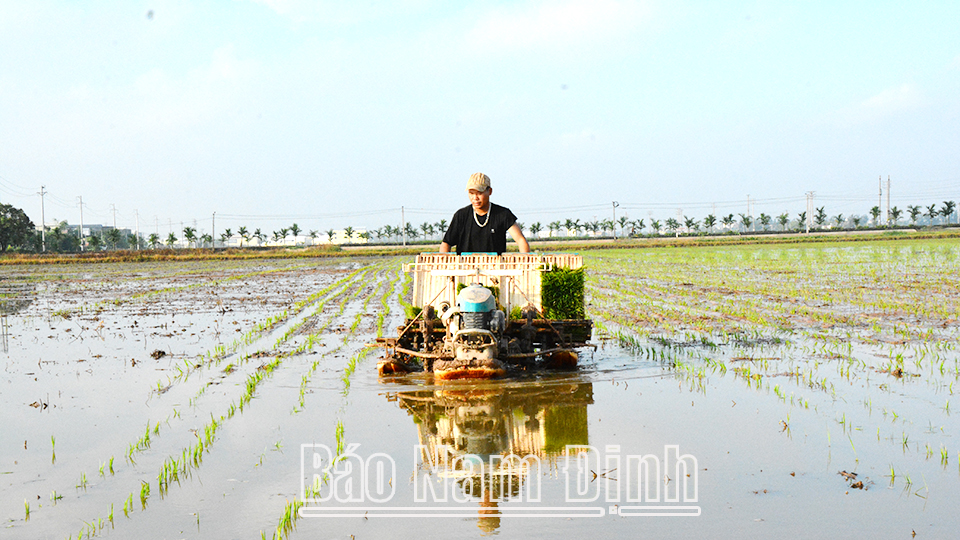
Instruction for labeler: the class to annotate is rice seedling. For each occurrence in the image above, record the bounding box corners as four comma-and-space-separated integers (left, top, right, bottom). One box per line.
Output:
140, 480, 150, 509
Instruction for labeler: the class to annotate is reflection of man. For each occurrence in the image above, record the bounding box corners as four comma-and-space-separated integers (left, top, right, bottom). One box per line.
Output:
440, 173, 529, 255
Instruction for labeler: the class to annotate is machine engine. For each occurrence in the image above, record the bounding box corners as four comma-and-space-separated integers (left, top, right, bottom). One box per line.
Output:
450, 284, 505, 361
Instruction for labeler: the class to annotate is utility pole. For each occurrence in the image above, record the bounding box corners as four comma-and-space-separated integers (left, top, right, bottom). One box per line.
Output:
212, 212, 216, 249
676, 208, 683, 237
886, 175, 891, 226
77, 196, 84, 252
747, 195, 751, 218
612, 201, 619, 240
878, 175, 883, 226
110, 204, 117, 229
805, 191, 814, 233
135, 210, 140, 250
38, 186, 47, 252
401, 206, 406, 246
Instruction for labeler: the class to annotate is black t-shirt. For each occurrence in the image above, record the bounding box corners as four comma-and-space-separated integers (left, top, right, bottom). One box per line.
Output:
442, 203, 518, 255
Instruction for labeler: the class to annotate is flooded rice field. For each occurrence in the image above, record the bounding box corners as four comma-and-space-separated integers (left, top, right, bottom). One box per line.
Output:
2, 238, 960, 539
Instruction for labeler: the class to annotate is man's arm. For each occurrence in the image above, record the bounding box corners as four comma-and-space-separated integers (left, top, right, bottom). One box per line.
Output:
507, 224, 530, 253
439, 241, 452, 253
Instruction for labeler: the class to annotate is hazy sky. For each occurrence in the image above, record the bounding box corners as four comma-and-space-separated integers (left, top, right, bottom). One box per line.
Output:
2, 1, 959, 236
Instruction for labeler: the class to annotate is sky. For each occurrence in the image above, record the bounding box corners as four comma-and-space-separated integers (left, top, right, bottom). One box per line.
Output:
1, 0, 959, 237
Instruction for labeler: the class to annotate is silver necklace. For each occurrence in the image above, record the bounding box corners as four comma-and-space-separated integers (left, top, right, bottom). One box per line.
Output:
473, 209, 490, 228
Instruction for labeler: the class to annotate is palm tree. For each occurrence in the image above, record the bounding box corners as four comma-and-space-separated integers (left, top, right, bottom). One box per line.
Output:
759, 213, 771, 231
777, 212, 789, 231
404, 223, 418, 241
148, 233, 160, 249
290, 223, 301, 244
183, 226, 197, 248
833, 214, 844, 228
166, 232, 177, 247
238, 226, 249, 247
890, 206, 902, 226
600, 219, 614, 237
309, 230, 318, 244
703, 214, 716, 233
585, 220, 599, 236
529, 222, 542, 238
254, 228, 266, 245
908, 205, 922, 225
326, 229, 336, 242
870, 206, 882, 226
721, 214, 735, 231
650, 219, 662, 235
617, 216, 629, 236
201, 233, 213, 247
796, 211, 807, 231
738, 213, 752, 232
631, 219, 645, 236
684, 216, 699, 233
104, 228, 121, 250
814, 207, 827, 228
344, 226, 355, 243
925, 204, 939, 225
88, 235, 102, 251
419, 222, 432, 240
436, 219, 448, 235
942, 201, 956, 224
852, 216, 862, 228
665, 218, 680, 235
220, 228, 232, 246
548, 221, 560, 237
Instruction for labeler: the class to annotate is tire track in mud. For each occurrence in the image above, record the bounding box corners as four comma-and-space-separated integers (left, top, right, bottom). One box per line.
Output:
140, 260, 398, 540
269, 262, 403, 540
27, 260, 396, 540
48, 260, 331, 318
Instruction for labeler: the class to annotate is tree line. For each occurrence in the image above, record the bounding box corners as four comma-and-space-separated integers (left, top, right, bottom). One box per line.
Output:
1, 200, 956, 253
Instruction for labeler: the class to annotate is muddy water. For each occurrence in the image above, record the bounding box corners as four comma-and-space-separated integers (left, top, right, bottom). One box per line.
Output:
2, 257, 959, 539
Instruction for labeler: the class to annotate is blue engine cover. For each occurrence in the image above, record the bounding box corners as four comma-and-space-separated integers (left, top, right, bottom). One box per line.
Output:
458, 284, 496, 313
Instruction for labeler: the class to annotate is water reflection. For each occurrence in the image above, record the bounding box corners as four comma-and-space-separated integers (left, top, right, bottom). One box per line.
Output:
0, 278, 35, 353
386, 379, 593, 532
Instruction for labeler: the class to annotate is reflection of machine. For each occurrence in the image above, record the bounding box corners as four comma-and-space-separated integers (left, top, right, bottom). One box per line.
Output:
374, 254, 592, 380
388, 380, 593, 533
